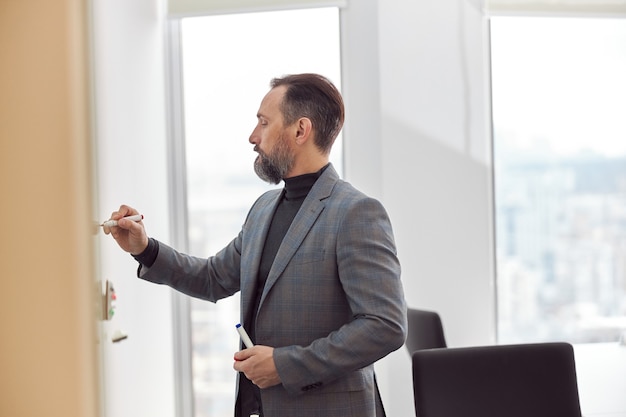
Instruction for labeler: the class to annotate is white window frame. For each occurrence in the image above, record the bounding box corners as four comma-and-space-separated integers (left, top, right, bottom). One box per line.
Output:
162, 2, 381, 416
485, 0, 626, 17
169, 0, 346, 17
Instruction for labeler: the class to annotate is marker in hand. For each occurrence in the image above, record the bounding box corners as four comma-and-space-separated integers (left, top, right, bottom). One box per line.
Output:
101, 214, 144, 228
236, 323, 254, 349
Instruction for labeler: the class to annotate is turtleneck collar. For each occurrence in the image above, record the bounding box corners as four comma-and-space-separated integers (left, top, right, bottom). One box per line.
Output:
283, 163, 330, 201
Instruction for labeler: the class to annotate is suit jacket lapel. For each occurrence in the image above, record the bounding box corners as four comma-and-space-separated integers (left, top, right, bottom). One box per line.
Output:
240, 189, 283, 321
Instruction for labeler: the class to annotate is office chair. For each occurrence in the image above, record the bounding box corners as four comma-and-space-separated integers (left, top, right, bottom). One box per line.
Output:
405, 308, 447, 355
411, 342, 583, 417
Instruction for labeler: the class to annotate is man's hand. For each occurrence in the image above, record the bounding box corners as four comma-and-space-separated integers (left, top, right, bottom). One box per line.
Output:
103, 204, 149, 255
233, 345, 281, 389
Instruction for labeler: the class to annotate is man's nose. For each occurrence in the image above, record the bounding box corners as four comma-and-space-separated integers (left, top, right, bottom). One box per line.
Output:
248, 129, 258, 144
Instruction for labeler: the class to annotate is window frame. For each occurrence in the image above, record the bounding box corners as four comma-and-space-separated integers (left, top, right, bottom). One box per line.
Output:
162, 2, 382, 415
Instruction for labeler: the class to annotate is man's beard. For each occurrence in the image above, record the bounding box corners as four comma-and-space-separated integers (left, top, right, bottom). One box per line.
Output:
253, 134, 295, 184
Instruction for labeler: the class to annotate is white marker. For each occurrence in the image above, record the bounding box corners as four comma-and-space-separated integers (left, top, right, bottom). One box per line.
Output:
101, 214, 144, 228
236, 323, 254, 348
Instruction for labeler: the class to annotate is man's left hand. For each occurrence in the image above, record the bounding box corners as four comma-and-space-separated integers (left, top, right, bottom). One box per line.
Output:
233, 345, 281, 389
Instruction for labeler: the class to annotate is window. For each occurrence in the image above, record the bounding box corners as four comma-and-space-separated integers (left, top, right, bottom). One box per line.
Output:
177, 8, 342, 416
491, 16, 626, 344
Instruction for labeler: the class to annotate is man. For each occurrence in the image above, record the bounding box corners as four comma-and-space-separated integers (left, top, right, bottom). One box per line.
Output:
105, 73, 407, 417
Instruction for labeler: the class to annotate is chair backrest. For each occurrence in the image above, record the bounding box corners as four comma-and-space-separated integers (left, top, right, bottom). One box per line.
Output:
405, 308, 447, 354
411, 342, 583, 417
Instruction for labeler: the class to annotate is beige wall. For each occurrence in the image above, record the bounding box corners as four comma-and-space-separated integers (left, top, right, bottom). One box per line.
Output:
0, 1, 99, 416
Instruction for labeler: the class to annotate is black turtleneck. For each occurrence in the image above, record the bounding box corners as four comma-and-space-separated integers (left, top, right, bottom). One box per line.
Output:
257, 171, 322, 291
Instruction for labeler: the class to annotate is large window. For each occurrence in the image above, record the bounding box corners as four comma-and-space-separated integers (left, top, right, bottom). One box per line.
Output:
178, 8, 342, 417
491, 16, 626, 344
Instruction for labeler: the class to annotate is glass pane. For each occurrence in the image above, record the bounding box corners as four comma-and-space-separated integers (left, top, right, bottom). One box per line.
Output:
180, 8, 342, 417
491, 16, 626, 344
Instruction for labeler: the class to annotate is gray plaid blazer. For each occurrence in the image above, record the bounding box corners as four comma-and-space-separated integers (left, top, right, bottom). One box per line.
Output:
140, 164, 407, 417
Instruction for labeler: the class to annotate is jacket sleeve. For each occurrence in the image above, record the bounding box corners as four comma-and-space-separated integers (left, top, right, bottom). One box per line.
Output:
137, 233, 242, 302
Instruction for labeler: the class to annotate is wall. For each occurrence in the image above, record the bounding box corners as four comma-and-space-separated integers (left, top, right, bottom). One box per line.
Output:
368, 1, 495, 415
377, 0, 494, 345
0, 1, 99, 417
90, 0, 176, 416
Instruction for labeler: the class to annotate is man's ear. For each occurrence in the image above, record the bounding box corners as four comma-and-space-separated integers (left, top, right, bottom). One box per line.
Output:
295, 117, 313, 145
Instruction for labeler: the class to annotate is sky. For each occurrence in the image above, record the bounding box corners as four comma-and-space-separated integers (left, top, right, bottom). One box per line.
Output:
181, 7, 342, 193
490, 16, 626, 158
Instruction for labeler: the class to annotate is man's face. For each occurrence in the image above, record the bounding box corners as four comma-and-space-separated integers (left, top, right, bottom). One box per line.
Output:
249, 86, 296, 184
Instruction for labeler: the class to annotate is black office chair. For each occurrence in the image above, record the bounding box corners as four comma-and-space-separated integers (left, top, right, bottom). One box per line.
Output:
405, 308, 447, 355
411, 342, 583, 417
